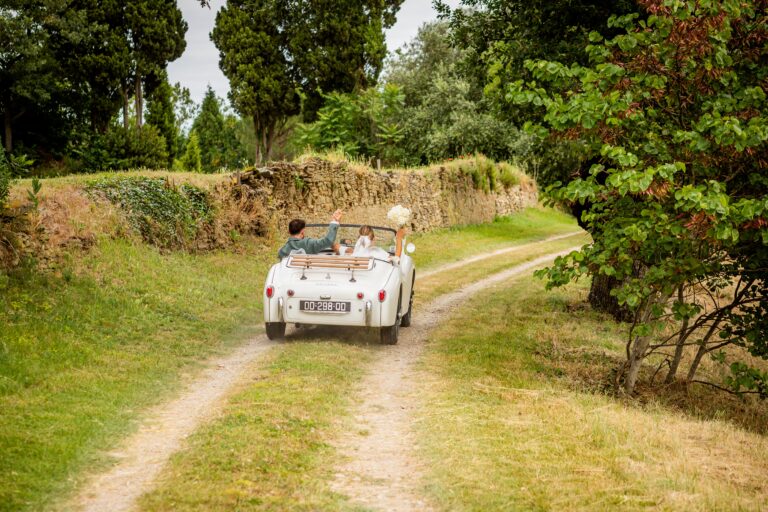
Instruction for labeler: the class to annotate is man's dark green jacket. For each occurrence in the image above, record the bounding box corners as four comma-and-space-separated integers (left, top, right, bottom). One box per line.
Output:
277, 222, 339, 259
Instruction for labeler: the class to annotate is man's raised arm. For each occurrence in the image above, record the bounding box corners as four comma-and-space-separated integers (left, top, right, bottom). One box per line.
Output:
304, 209, 344, 253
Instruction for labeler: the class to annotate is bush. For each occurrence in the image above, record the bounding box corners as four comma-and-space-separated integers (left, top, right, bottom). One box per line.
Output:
104, 126, 169, 170
88, 176, 213, 248
498, 162, 521, 188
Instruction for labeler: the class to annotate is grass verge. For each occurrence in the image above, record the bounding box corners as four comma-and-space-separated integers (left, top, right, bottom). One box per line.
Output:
417, 275, 768, 511
0, 239, 274, 511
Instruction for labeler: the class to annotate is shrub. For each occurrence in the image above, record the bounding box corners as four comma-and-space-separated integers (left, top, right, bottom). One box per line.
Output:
103, 126, 169, 170
498, 162, 521, 188
88, 176, 213, 248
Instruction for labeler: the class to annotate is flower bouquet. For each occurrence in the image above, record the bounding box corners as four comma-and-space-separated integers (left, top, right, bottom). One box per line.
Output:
387, 204, 412, 227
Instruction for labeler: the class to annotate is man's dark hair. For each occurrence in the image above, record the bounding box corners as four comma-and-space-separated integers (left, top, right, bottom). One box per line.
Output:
288, 219, 306, 236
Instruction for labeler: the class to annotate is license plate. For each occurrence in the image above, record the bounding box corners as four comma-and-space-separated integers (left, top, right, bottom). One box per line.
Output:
299, 300, 351, 313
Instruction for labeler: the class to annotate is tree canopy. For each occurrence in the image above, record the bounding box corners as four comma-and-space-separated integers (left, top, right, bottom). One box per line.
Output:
510, 0, 768, 395
212, 0, 403, 163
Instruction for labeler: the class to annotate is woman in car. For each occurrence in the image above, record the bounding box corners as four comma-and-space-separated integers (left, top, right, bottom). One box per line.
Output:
353, 225, 405, 259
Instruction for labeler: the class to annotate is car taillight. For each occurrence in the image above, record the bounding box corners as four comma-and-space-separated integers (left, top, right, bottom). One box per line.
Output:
287, 289, 295, 297
266, 285, 274, 298
357, 292, 364, 299
378, 290, 386, 302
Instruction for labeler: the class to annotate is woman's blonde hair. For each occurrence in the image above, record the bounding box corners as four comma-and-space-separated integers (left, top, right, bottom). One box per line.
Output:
359, 225, 374, 239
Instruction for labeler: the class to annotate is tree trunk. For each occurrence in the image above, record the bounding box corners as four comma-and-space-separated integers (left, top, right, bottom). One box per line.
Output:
3, 108, 11, 153
589, 273, 633, 322
624, 290, 672, 395
121, 82, 129, 130
686, 315, 723, 382
134, 74, 143, 128
665, 286, 690, 384
253, 116, 261, 165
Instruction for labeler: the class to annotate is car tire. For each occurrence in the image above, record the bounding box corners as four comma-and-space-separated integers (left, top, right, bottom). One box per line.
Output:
400, 272, 415, 328
265, 322, 286, 340
380, 322, 399, 345
380, 290, 401, 345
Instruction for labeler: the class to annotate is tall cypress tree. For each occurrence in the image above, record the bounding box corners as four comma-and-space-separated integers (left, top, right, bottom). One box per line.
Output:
146, 71, 177, 167
190, 87, 225, 172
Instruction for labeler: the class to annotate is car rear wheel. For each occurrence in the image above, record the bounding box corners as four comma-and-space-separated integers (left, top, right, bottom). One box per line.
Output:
265, 322, 286, 340
400, 272, 415, 328
380, 322, 399, 345
380, 290, 402, 345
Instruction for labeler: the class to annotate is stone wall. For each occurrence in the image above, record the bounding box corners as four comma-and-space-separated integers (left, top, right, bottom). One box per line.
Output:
236, 158, 538, 233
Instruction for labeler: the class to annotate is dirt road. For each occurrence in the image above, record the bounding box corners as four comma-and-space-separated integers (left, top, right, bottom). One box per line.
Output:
67, 241, 579, 512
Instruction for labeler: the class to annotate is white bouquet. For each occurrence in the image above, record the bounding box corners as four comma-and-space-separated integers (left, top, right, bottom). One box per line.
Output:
387, 204, 412, 227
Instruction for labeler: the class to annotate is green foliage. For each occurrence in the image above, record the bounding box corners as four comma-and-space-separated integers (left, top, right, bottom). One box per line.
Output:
383, 20, 521, 165
1, 1, 186, 169
26, 178, 42, 210
99, 126, 169, 170
212, 0, 403, 162
188, 87, 248, 171
88, 176, 213, 248
180, 132, 202, 173
146, 72, 178, 166
517, 0, 768, 394
293, 85, 406, 165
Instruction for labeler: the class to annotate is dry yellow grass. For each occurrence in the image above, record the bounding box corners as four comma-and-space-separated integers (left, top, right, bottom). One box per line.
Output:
417, 276, 768, 511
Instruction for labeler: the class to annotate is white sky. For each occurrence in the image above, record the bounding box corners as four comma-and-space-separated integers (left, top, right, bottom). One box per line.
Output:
167, 0, 462, 105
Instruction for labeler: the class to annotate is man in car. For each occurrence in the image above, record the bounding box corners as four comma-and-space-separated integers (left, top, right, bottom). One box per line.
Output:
277, 209, 344, 259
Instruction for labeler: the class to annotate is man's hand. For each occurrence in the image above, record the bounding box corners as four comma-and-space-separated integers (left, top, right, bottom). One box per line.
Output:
332, 209, 344, 222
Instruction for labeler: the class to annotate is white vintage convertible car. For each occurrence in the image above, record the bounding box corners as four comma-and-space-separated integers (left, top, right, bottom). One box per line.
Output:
263, 224, 416, 344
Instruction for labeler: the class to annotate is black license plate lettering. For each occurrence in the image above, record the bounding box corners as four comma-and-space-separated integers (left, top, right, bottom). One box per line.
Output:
300, 300, 349, 313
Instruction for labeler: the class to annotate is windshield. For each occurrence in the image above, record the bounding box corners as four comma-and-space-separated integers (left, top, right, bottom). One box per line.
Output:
302, 224, 398, 255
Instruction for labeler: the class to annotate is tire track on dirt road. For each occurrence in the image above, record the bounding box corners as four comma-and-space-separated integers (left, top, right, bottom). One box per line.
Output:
66, 238, 582, 512
330, 247, 581, 512
67, 338, 276, 512
418, 231, 582, 279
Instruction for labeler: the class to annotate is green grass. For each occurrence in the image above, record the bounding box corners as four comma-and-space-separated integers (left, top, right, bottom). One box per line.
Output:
416, 276, 768, 511
139, 341, 372, 511
0, 206, 579, 511
0, 239, 275, 511
409, 207, 578, 270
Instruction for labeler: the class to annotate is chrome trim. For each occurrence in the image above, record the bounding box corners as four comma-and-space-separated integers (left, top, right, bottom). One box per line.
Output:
365, 300, 372, 326
277, 297, 284, 322
320, 295, 332, 300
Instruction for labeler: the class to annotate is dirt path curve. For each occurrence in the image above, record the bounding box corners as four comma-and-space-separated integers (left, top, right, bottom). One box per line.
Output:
68, 338, 275, 512
331, 247, 580, 512
419, 231, 582, 279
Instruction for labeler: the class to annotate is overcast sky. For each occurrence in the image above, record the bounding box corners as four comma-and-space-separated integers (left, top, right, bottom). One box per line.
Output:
167, 0, 462, 106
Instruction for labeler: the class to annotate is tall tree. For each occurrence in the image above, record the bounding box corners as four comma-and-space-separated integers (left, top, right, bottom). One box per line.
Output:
125, 0, 187, 129
190, 86, 225, 171
213, 0, 404, 162
212, 0, 300, 163
285, 0, 405, 120
512, 0, 768, 395
146, 71, 177, 166
0, 2, 61, 153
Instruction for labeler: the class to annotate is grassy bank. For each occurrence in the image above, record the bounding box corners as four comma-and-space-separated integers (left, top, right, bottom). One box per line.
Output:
0, 239, 275, 511
0, 207, 578, 511
416, 276, 768, 511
